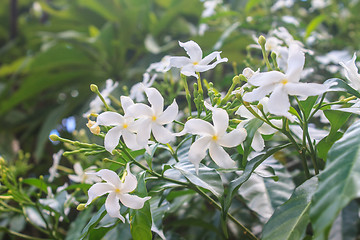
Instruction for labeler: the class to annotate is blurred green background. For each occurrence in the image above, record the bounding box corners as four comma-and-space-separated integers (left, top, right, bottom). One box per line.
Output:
1, 0, 360, 173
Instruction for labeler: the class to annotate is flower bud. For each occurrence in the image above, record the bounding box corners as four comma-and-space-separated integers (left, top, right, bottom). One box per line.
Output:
258, 35, 266, 47
86, 120, 100, 135
49, 134, 60, 141
232, 75, 240, 85
77, 204, 86, 211
90, 84, 99, 93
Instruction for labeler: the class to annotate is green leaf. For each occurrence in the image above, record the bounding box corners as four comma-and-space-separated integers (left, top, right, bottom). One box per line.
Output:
328, 200, 359, 240
305, 15, 326, 38
324, 78, 360, 98
310, 120, 360, 239
130, 172, 152, 240
66, 207, 94, 240
239, 157, 295, 220
80, 205, 107, 240
242, 118, 263, 166
174, 160, 224, 197
299, 96, 318, 120
222, 143, 291, 216
316, 109, 351, 160
262, 177, 318, 240
22, 178, 48, 194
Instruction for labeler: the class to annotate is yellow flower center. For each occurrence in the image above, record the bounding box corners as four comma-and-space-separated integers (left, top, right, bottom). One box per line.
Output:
193, 61, 199, 65
281, 79, 288, 85
212, 135, 218, 141
152, 115, 157, 121
115, 188, 121, 194
123, 123, 128, 129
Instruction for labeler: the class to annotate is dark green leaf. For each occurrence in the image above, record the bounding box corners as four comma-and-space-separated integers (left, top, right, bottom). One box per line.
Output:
130, 172, 152, 240
324, 78, 360, 98
80, 205, 107, 240
22, 178, 48, 194
242, 118, 263, 166
310, 120, 360, 240
262, 177, 318, 240
299, 96, 318, 120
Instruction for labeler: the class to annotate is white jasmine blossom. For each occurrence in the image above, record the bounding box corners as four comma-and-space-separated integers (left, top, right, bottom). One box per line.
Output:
235, 98, 282, 152
339, 53, 360, 90
243, 44, 328, 118
179, 103, 247, 172
127, 87, 178, 147
68, 162, 101, 184
130, 73, 157, 102
48, 150, 64, 182
95, 96, 142, 153
169, 40, 228, 79
146, 56, 171, 73
85, 164, 151, 222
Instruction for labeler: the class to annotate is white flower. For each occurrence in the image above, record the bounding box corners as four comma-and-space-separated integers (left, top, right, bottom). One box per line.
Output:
339, 53, 360, 90
85, 164, 151, 222
48, 150, 64, 182
68, 162, 101, 184
83, 79, 118, 117
127, 87, 178, 147
243, 44, 328, 118
130, 73, 157, 102
235, 98, 282, 152
169, 40, 228, 79
180, 103, 247, 172
95, 96, 142, 153
146, 56, 171, 73
271, 0, 294, 12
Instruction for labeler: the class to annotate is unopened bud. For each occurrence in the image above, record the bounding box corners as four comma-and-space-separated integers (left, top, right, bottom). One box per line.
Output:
239, 74, 248, 83
257, 104, 264, 111
86, 120, 100, 135
90, 84, 99, 93
49, 134, 60, 141
77, 204, 86, 211
232, 75, 240, 85
258, 35, 266, 47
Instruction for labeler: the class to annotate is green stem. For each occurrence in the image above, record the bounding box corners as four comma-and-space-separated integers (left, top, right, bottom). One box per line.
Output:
118, 143, 257, 238
0, 227, 51, 240
181, 74, 192, 117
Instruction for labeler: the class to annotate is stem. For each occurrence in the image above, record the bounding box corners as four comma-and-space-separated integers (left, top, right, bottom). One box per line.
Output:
193, 186, 258, 240
181, 74, 192, 117
118, 143, 257, 239
0, 227, 51, 240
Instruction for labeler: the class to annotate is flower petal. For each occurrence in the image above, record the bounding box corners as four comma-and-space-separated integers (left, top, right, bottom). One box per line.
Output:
212, 108, 229, 135
127, 103, 153, 118
251, 131, 265, 152
218, 128, 247, 148
208, 142, 236, 168
169, 56, 192, 68
242, 84, 275, 102
179, 40, 203, 62
96, 112, 124, 126
198, 51, 221, 65
120, 163, 138, 193
152, 124, 175, 144
285, 44, 305, 82
73, 162, 83, 176
105, 192, 125, 222
340, 53, 360, 90
85, 183, 114, 206
136, 119, 152, 147
285, 82, 328, 97
122, 131, 142, 150
145, 88, 164, 116
104, 126, 123, 153
188, 136, 212, 171
180, 64, 198, 78
258, 122, 278, 135
157, 100, 178, 124
183, 119, 215, 136
248, 71, 285, 86
68, 174, 82, 183
235, 105, 256, 119
96, 169, 122, 188
118, 193, 151, 209
120, 96, 135, 114
267, 85, 290, 116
